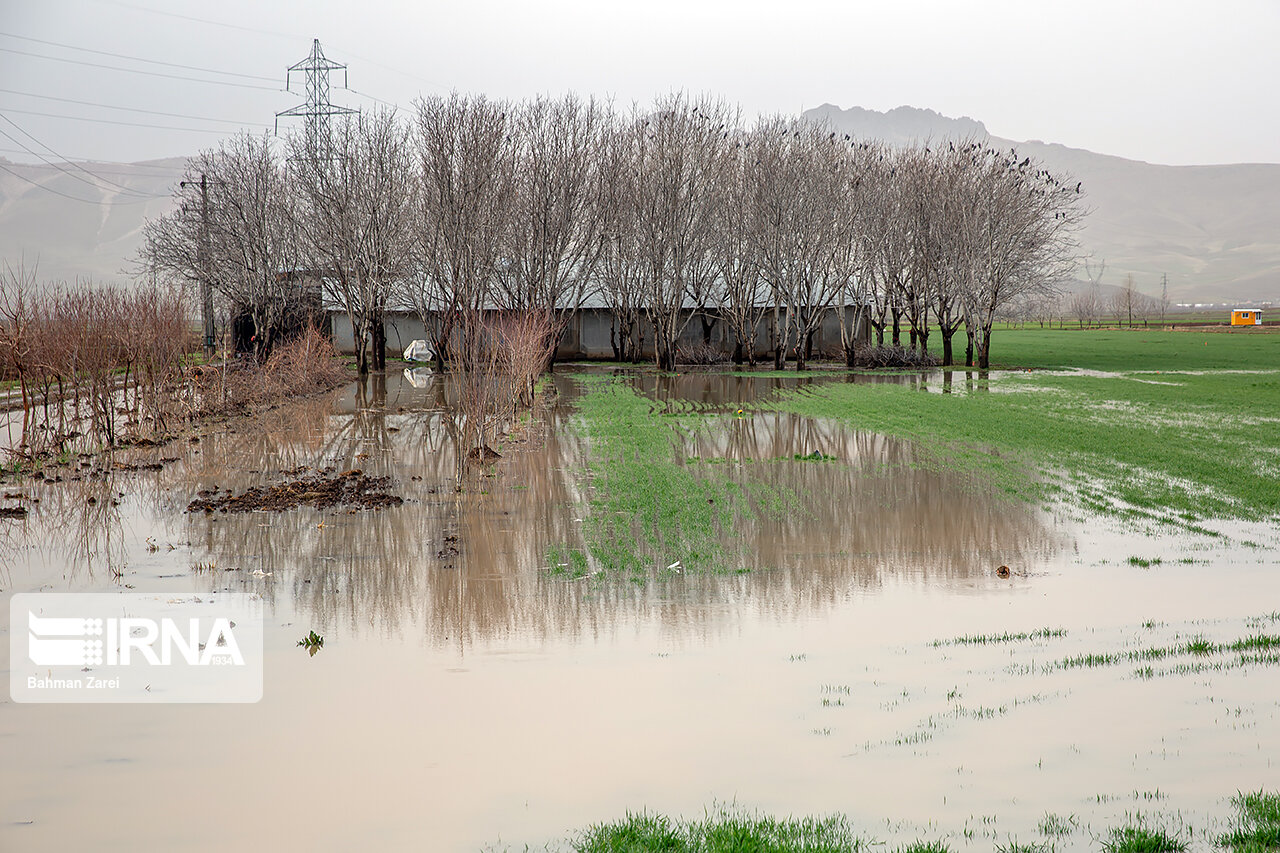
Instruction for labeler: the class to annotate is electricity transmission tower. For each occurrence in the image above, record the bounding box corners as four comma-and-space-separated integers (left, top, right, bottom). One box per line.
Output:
276, 39, 357, 156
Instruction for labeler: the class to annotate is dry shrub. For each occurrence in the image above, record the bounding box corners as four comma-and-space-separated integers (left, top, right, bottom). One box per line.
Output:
853, 344, 941, 369
0, 263, 193, 457
675, 341, 728, 365
213, 325, 346, 413
494, 308, 557, 407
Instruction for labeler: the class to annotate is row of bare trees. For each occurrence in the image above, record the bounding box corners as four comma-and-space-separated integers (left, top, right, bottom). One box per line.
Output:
0, 263, 191, 455
141, 92, 1085, 373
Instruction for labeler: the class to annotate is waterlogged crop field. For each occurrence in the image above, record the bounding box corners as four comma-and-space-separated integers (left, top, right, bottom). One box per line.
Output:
1, 329, 1278, 852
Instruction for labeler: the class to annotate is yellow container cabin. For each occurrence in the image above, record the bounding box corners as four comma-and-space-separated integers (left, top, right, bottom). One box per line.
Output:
1231, 309, 1261, 326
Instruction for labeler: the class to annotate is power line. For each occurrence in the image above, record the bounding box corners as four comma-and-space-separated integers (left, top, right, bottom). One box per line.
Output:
0, 114, 165, 198
0, 46, 284, 92
0, 86, 272, 127
0, 151, 185, 175
0, 105, 260, 134
0, 161, 160, 206
93, 0, 304, 42
0, 125, 150, 197
0, 30, 281, 82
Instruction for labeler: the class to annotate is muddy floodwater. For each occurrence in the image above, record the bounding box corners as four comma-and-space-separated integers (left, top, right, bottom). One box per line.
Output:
1, 368, 1278, 851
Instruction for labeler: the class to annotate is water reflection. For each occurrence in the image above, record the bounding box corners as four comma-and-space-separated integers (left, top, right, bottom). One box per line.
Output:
3, 368, 1067, 648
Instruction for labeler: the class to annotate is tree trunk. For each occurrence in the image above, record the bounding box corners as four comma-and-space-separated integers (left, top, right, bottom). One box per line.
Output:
941, 330, 954, 367
371, 315, 386, 371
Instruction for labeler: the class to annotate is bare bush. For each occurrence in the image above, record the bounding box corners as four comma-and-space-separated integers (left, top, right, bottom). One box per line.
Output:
0, 267, 193, 457
448, 310, 512, 487
200, 324, 346, 416
675, 342, 729, 365
494, 308, 557, 409
853, 344, 941, 369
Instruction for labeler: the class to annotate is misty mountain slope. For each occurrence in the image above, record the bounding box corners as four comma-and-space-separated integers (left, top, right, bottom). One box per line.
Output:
0, 158, 180, 283
805, 104, 1280, 302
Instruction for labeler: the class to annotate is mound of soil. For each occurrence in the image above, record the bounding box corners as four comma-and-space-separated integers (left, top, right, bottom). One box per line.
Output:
186, 469, 403, 514
466, 445, 502, 463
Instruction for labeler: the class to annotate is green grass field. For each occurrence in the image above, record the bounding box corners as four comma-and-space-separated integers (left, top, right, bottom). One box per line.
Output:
981, 327, 1280, 372
767, 328, 1280, 523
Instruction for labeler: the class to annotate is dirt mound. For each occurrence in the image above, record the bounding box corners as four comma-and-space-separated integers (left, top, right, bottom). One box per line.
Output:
466, 445, 502, 463
186, 469, 403, 514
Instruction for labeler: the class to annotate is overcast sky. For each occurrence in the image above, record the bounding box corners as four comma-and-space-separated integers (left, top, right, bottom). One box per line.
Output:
1, 0, 1277, 167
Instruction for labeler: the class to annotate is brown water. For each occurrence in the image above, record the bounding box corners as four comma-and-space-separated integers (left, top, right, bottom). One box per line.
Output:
1, 368, 1278, 851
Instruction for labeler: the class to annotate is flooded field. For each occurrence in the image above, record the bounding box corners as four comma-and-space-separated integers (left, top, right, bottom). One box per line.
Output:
2, 367, 1278, 851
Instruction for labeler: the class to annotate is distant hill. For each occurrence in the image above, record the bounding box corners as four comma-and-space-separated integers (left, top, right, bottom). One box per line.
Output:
0, 156, 182, 284
3, 108, 1279, 304
805, 104, 1280, 303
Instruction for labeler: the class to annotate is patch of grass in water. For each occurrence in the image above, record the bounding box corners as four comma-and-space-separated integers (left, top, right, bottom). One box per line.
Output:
1219, 790, 1280, 852
1038, 813, 1079, 837
898, 843, 950, 853
1101, 825, 1186, 853
793, 451, 838, 462
572, 807, 865, 852
1127, 556, 1164, 568
996, 841, 1053, 853
554, 376, 779, 581
1058, 632, 1280, 674
933, 627, 1066, 647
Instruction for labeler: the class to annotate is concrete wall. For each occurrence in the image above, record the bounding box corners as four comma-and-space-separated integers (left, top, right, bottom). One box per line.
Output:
329, 307, 870, 361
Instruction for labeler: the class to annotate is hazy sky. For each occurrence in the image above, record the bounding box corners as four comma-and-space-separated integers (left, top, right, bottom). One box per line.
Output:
1, 0, 1277, 167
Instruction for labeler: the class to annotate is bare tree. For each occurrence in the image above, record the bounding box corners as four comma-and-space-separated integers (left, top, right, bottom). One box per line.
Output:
596, 115, 647, 362
1111, 272, 1139, 328
494, 94, 606, 368
406, 93, 515, 372
714, 129, 768, 365
290, 109, 416, 375
956, 145, 1083, 368
141, 133, 299, 359
749, 116, 860, 370
632, 94, 731, 371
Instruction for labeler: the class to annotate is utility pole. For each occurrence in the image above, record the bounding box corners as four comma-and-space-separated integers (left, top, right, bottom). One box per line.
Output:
180, 173, 216, 361
1160, 273, 1169, 326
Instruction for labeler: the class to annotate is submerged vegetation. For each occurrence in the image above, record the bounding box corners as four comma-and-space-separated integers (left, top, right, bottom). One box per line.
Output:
548, 376, 801, 581
571, 808, 862, 853
1219, 791, 1280, 852
506, 792, 1280, 852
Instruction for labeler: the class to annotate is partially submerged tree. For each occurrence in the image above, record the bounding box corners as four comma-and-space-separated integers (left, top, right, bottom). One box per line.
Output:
495, 94, 606, 368
632, 94, 732, 371
290, 109, 416, 375
406, 92, 515, 372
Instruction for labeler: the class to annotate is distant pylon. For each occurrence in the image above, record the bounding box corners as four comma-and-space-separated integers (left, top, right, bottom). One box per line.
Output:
275, 39, 358, 156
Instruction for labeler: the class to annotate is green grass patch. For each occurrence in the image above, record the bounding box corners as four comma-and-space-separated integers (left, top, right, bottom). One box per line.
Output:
1101, 825, 1186, 853
932, 627, 1067, 647
571, 808, 865, 852
554, 376, 801, 581
1220, 790, 1280, 851
762, 330, 1280, 522
1059, 633, 1280, 673
981, 327, 1279, 372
